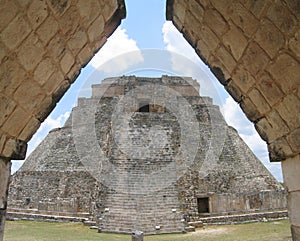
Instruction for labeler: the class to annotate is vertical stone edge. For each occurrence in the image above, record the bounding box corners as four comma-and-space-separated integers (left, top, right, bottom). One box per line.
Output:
282, 155, 300, 241
0, 158, 11, 241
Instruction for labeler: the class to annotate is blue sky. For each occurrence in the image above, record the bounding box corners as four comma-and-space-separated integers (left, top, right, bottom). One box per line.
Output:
12, 0, 283, 181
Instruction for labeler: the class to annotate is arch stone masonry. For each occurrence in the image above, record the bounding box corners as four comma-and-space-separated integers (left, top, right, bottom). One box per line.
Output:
0, 0, 299, 240
0, 0, 125, 240
166, 0, 300, 239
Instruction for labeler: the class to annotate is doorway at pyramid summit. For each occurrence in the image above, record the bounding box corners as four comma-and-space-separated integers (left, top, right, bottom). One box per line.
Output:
8, 76, 287, 235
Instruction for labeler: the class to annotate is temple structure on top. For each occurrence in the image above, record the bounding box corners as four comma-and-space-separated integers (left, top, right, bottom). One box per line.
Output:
8, 76, 286, 234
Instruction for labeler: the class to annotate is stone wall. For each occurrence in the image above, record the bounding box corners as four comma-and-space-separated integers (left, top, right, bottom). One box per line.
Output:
167, 0, 300, 162
166, 2, 300, 238
8, 76, 287, 234
0, 0, 125, 160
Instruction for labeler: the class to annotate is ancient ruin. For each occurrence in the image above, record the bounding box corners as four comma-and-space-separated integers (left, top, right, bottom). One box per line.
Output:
8, 76, 286, 234
1, 0, 299, 239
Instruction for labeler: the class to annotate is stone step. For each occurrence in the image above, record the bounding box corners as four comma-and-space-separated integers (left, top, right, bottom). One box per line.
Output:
7, 208, 90, 218
84, 220, 97, 226
6, 211, 88, 223
188, 210, 288, 226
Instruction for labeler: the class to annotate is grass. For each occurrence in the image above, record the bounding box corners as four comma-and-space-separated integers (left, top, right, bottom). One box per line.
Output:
4, 220, 292, 241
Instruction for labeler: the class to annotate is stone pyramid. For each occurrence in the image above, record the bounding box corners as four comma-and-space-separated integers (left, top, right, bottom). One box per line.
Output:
8, 76, 286, 234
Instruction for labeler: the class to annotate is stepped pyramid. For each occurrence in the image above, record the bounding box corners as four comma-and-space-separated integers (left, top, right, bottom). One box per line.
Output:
8, 76, 286, 234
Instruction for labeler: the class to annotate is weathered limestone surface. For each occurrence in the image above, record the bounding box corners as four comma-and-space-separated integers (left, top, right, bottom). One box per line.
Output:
0, 0, 126, 160
166, 0, 300, 162
0, 0, 299, 238
0, 2, 125, 239
167, 2, 300, 239
8, 76, 286, 234
0, 158, 11, 241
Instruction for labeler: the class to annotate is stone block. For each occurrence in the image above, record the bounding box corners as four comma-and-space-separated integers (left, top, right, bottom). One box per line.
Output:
267, 110, 290, 141
0, 0, 18, 31
0, 41, 7, 63
59, 6, 80, 37
77, 0, 100, 25
277, 94, 300, 130
0, 14, 31, 50
282, 155, 300, 192
48, 0, 70, 16
1, 106, 30, 137
289, 29, 300, 58
60, 51, 75, 74
240, 97, 261, 122
0, 135, 5, 154
34, 58, 56, 86
43, 71, 65, 95
2, 137, 27, 160
241, 42, 270, 76
291, 225, 300, 241
36, 15, 58, 44
47, 34, 66, 60
0, 94, 16, 127
229, 2, 259, 37
17, 33, 44, 71
257, 72, 284, 106
224, 82, 242, 102
33, 96, 54, 122
255, 110, 289, 143
16, 0, 31, 8
231, 66, 255, 94
210, 0, 230, 20
223, 21, 248, 61
204, 9, 229, 38
288, 191, 300, 226
0, 209, 5, 241
52, 80, 70, 104
172, 16, 184, 32
13, 78, 46, 113
88, 15, 105, 44
243, 0, 271, 18
211, 63, 230, 85
187, 0, 204, 22
66, 64, 81, 84
90, 35, 107, 53
196, 39, 210, 63
267, 2, 297, 35
268, 137, 294, 162
198, 25, 219, 54
27, 0, 49, 29
268, 53, 300, 94
92, 85, 124, 97
18, 117, 41, 142
0, 158, 10, 209
184, 11, 201, 46
0, 56, 26, 96
101, 1, 118, 22
215, 46, 236, 74
68, 29, 88, 55
248, 88, 271, 115
287, 128, 300, 153
78, 44, 94, 67
254, 19, 284, 59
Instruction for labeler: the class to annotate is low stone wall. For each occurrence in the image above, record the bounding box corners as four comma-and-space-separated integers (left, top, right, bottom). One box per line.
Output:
189, 210, 288, 226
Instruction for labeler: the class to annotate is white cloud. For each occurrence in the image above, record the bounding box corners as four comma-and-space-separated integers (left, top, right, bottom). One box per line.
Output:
162, 21, 282, 181
162, 22, 199, 62
161, 21, 224, 103
221, 97, 266, 153
162, 21, 200, 76
221, 97, 252, 134
89, 27, 144, 73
